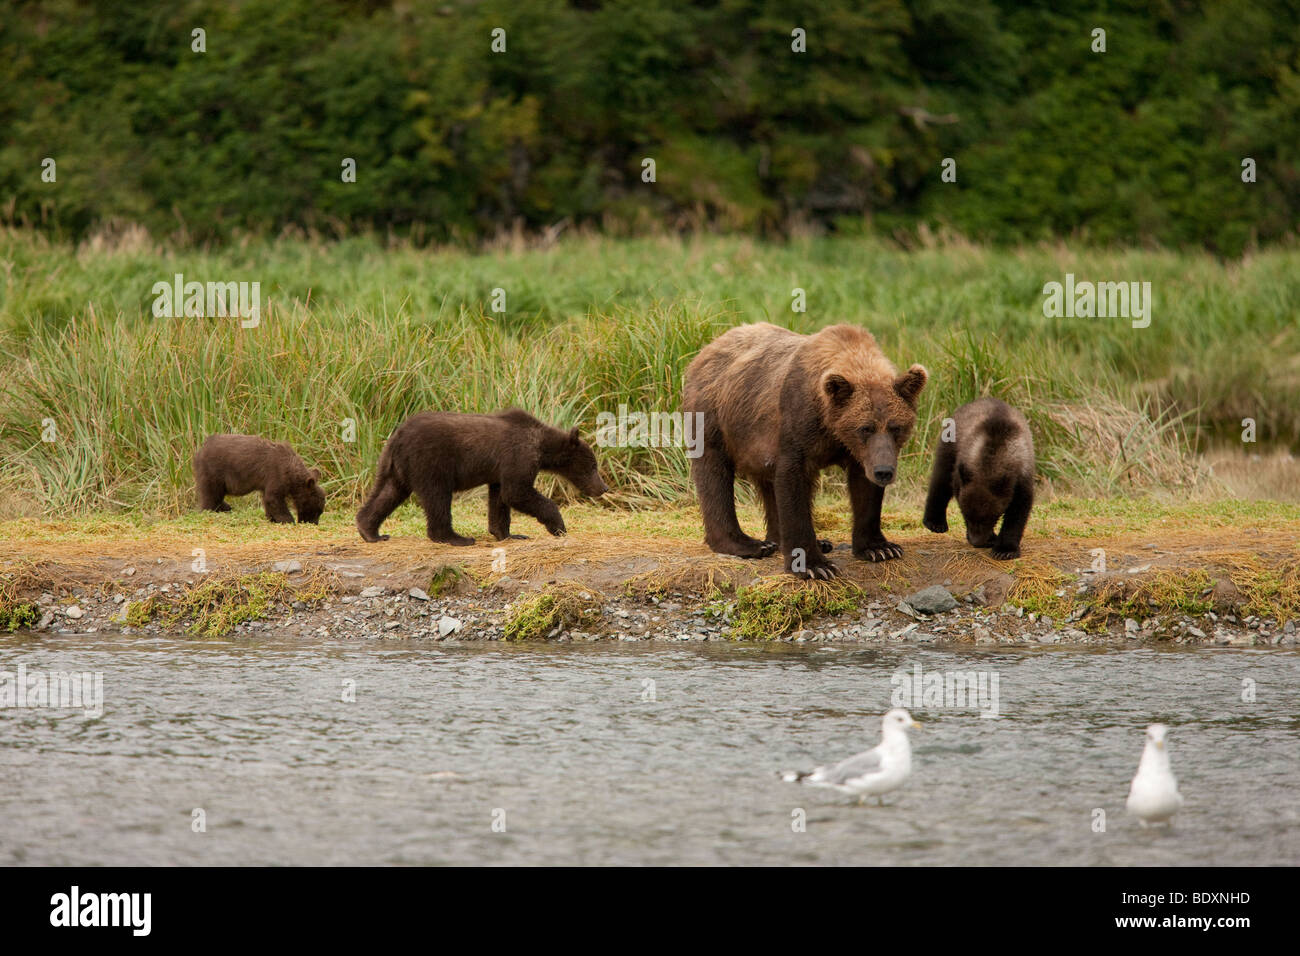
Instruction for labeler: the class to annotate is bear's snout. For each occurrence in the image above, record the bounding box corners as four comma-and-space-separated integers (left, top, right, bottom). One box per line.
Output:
966, 528, 994, 548
872, 466, 895, 485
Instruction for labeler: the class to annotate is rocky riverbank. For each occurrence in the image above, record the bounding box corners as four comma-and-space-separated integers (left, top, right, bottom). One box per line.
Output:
19, 562, 1298, 648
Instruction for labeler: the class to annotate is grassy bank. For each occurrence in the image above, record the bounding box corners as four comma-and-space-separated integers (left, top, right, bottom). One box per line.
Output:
2, 229, 1298, 516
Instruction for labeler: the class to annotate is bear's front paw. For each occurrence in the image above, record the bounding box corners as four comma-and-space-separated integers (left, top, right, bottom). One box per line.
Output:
922, 516, 948, 534
990, 542, 1021, 560
758, 540, 780, 557
545, 519, 567, 537
854, 541, 904, 562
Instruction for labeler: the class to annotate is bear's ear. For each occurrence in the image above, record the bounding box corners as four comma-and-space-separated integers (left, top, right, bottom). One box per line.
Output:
893, 364, 928, 405
822, 373, 854, 406
568, 426, 581, 444
308, 468, 321, 483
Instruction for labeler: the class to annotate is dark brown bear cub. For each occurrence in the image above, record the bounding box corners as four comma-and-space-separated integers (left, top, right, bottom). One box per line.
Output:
682, 323, 927, 580
356, 409, 608, 545
922, 397, 1034, 559
194, 434, 324, 524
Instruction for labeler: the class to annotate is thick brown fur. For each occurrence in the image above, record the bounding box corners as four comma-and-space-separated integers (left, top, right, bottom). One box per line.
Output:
194, 434, 324, 524
682, 323, 927, 579
356, 408, 608, 545
922, 397, 1035, 559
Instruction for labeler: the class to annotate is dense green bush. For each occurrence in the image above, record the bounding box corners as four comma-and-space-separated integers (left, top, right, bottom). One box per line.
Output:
1, 1, 1295, 252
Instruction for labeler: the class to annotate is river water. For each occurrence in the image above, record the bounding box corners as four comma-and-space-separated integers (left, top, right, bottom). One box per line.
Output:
2, 632, 1297, 865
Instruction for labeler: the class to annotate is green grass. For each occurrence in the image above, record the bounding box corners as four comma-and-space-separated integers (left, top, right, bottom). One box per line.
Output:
502, 583, 604, 641
731, 578, 865, 640
2, 229, 1297, 517
128, 570, 333, 637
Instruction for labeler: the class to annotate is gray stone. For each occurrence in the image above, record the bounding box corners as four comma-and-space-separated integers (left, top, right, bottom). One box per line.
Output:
438, 615, 463, 637
273, 560, 302, 574
360, 586, 385, 599
902, 585, 957, 615
408, 588, 430, 601
64, 606, 83, 620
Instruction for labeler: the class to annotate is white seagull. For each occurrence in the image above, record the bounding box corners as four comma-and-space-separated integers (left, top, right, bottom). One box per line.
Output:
1126, 723, 1184, 826
781, 708, 921, 804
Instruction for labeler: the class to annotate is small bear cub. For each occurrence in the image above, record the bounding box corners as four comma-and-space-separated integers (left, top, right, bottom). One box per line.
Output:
194, 434, 325, 524
922, 398, 1034, 559
356, 408, 608, 545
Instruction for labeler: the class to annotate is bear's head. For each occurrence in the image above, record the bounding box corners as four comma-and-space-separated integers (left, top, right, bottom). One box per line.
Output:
293, 468, 325, 524
546, 427, 609, 498
955, 464, 1011, 548
822, 364, 927, 487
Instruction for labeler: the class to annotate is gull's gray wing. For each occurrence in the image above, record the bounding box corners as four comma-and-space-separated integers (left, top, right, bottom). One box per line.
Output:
817, 747, 884, 785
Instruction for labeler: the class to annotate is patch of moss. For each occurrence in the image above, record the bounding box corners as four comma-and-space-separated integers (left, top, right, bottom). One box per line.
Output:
0, 601, 38, 631
1005, 565, 1077, 621
1229, 561, 1300, 624
0, 565, 40, 632
128, 571, 333, 637
428, 564, 470, 597
503, 584, 603, 641
731, 578, 865, 640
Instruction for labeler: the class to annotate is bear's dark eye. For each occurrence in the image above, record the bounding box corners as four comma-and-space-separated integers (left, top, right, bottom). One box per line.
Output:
858, 424, 877, 438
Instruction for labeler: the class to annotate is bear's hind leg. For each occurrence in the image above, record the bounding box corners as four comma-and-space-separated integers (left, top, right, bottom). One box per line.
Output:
759, 480, 819, 556
196, 472, 230, 512
356, 475, 409, 542
692, 443, 771, 559
414, 478, 474, 546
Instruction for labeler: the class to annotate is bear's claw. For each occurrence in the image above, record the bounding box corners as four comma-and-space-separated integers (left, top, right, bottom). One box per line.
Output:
922, 517, 947, 534
855, 543, 903, 562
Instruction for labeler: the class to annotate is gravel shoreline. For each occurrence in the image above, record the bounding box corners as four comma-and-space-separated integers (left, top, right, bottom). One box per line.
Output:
22, 573, 1299, 648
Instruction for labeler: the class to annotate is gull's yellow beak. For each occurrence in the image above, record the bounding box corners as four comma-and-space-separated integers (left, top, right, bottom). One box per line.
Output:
1156, 740, 1164, 750
911, 720, 923, 729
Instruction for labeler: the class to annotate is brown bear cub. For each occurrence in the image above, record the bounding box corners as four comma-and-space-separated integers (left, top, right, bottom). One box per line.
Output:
356, 409, 608, 545
922, 398, 1035, 559
682, 323, 927, 580
194, 434, 325, 524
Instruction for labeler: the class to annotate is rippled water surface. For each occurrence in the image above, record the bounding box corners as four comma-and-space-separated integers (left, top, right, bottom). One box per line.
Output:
2, 632, 1298, 865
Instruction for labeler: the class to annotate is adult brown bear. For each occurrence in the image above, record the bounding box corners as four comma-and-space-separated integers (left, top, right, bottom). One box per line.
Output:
356, 409, 608, 545
682, 323, 927, 579
194, 434, 324, 524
